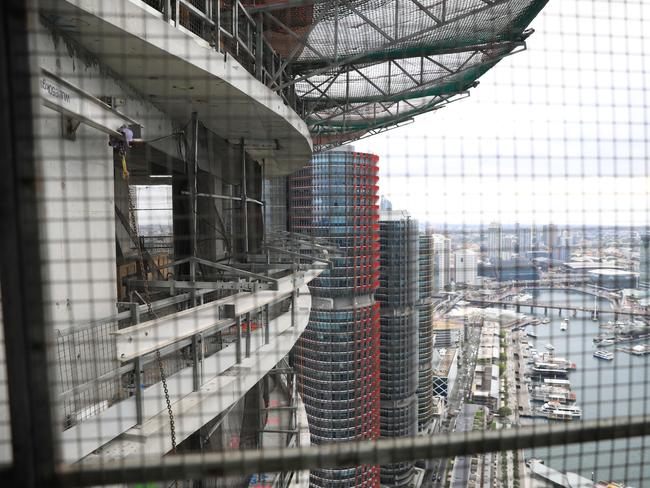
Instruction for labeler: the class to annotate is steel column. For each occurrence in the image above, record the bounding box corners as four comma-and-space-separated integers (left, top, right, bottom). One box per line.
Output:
0, 2, 58, 485
189, 112, 199, 298
240, 138, 249, 256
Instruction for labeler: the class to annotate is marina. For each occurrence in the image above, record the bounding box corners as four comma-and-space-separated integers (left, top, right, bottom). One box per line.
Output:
521, 288, 650, 484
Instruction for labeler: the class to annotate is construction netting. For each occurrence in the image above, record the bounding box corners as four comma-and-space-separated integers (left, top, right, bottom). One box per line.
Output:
256, 0, 549, 149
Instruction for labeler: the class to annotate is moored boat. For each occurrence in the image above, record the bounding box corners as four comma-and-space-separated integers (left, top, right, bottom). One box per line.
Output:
593, 350, 614, 360
539, 401, 582, 420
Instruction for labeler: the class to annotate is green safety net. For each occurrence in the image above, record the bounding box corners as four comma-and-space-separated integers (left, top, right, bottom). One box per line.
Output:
293, 0, 547, 66
256, 0, 549, 149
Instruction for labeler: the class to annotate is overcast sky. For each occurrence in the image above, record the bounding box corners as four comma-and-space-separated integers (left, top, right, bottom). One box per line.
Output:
355, 0, 650, 229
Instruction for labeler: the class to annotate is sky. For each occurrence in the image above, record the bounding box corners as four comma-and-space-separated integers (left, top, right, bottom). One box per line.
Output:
355, 0, 650, 228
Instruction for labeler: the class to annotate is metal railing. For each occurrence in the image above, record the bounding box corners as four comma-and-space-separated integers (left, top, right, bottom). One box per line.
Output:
54, 290, 214, 430
141, 0, 301, 116
52, 237, 332, 450
138, 234, 174, 252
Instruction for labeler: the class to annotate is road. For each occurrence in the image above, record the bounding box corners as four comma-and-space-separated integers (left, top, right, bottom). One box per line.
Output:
449, 404, 481, 488
422, 320, 483, 488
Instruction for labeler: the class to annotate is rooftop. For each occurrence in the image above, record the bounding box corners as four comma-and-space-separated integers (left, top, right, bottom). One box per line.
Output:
435, 347, 458, 376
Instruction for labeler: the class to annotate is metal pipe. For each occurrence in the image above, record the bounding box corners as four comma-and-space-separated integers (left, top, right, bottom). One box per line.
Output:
180, 190, 263, 206
58, 414, 650, 486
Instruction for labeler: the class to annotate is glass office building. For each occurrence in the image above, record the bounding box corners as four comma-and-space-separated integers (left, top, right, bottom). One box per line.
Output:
417, 234, 436, 433
377, 211, 419, 487
289, 147, 381, 488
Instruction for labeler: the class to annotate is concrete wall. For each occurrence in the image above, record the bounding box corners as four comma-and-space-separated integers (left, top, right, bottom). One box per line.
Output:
33, 19, 269, 326
34, 21, 177, 327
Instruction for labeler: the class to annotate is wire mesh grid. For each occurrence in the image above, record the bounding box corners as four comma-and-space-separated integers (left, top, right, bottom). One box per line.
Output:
1, 0, 650, 487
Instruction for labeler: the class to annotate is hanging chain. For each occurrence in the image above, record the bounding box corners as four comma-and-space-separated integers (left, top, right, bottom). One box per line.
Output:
156, 349, 177, 451
122, 150, 177, 454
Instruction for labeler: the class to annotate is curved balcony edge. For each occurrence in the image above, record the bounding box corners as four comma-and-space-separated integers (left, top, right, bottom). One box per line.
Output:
67, 271, 321, 464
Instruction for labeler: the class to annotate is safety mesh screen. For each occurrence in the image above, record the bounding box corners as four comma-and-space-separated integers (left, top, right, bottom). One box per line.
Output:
293, 0, 544, 63
1, 1, 650, 488
275, 0, 546, 147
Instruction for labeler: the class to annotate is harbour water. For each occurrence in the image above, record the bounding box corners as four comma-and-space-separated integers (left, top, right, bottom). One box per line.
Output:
522, 289, 650, 486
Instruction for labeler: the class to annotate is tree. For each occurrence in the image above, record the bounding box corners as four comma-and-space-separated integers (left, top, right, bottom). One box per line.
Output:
497, 406, 512, 417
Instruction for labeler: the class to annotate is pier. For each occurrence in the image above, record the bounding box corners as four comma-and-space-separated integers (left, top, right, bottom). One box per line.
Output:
527, 459, 596, 487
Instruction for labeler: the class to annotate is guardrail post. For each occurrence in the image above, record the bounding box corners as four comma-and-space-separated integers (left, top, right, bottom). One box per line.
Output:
134, 357, 144, 427
164, 0, 171, 21
255, 14, 263, 79
245, 311, 252, 358
235, 315, 242, 364
264, 304, 270, 345
192, 334, 200, 391
129, 302, 140, 326
130, 303, 144, 426
215, 0, 221, 52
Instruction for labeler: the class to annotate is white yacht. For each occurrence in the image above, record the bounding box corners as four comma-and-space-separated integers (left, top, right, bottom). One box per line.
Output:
540, 401, 582, 420
593, 350, 614, 361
